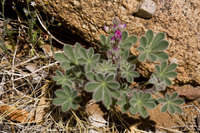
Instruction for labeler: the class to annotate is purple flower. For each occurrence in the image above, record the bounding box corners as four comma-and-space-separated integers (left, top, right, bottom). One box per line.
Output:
113, 46, 119, 51
110, 36, 115, 44
104, 26, 109, 32
114, 29, 122, 40
119, 24, 126, 29
113, 24, 117, 28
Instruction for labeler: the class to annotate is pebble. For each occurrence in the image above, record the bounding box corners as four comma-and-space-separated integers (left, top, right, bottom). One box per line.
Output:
135, 0, 157, 19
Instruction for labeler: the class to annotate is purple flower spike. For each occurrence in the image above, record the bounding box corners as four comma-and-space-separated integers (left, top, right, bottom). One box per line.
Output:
114, 29, 122, 40
110, 36, 115, 43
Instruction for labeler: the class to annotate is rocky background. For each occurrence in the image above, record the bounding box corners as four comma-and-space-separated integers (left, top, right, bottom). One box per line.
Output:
1, 0, 200, 132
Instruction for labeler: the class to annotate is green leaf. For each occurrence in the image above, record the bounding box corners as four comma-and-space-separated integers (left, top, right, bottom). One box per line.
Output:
86, 72, 95, 81
92, 54, 100, 62
120, 35, 137, 49
107, 81, 120, 89
129, 92, 156, 118
166, 63, 177, 72
79, 47, 99, 71
64, 44, 75, 61
85, 82, 100, 92
80, 47, 87, 58
130, 106, 137, 114
146, 30, 153, 44
96, 73, 104, 81
93, 86, 103, 101
88, 48, 94, 58
100, 34, 106, 45
138, 106, 148, 118
168, 104, 175, 114
152, 40, 168, 51
52, 97, 66, 105
103, 88, 112, 109
62, 102, 70, 112
165, 72, 177, 78
148, 53, 157, 62
173, 105, 182, 113
158, 93, 184, 114
137, 31, 168, 62
137, 47, 144, 52
160, 61, 167, 72
127, 36, 137, 44
140, 36, 147, 48
161, 104, 168, 112
151, 61, 178, 91
121, 49, 130, 60
122, 31, 128, 41
54, 53, 68, 62
85, 74, 121, 109
172, 98, 184, 105
158, 98, 166, 103
106, 74, 114, 81
138, 53, 147, 62
53, 71, 73, 87
52, 86, 79, 112
55, 89, 66, 97
164, 77, 172, 85
151, 32, 165, 49
120, 62, 139, 83
75, 43, 81, 56
110, 90, 120, 98
143, 102, 156, 109
95, 60, 117, 76
154, 51, 169, 60
170, 92, 178, 100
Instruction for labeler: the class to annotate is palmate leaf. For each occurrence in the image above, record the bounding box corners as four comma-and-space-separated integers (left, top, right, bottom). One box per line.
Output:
99, 34, 112, 51
117, 92, 130, 113
152, 61, 178, 86
64, 44, 76, 64
119, 31, 137, 50
137, 30, 169, 62
53, 86, 79, 112
129, 91, 156, 118
56, 43, 82, 66
53, 70, 73, 88
94, 60, 117, 76
149, 74, 167, 91
85, 74, 120, 109
54, 52, 71, 69
120, 61, 139, 83
158, 92, 184, 114
100, 34, 106, 46
79, 47, 100, 72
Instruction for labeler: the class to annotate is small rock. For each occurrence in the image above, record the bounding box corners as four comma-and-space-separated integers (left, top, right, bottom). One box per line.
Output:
175, 85, 200, 100
135, 0, 157, 19
86, 101, 107, 133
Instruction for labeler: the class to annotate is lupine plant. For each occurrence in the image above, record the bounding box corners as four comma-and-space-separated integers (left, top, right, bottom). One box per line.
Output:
53, 17, 184, 118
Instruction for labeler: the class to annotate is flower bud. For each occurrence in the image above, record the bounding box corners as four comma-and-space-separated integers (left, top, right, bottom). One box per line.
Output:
104, 26, 109, 32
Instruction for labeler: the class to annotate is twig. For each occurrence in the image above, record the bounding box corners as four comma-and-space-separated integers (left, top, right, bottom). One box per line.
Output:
14, 56, 39, 68
1, 61, 59, 86
11, 44, 18, 92
36, 13, 68, 45
156, 126, 183, 133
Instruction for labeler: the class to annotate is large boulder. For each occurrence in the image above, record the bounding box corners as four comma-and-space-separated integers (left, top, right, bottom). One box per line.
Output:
34, 0, 200, 86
